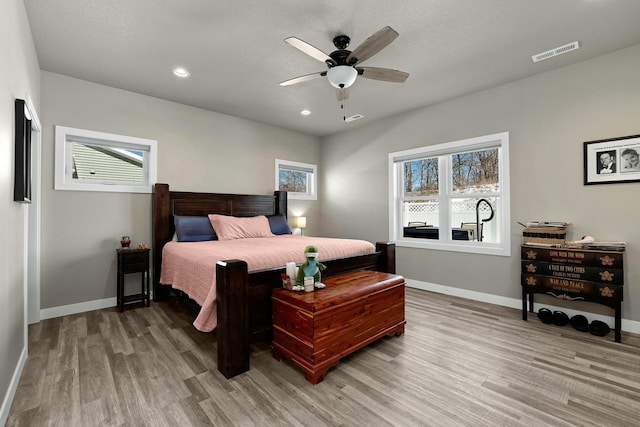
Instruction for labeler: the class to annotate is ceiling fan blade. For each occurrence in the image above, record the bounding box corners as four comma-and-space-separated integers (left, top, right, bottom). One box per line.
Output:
279, 72, 325, 87
346, 26, 399, 65
358, 66, 409, 83
336, 87, 350, 101
284, 37, 334, 64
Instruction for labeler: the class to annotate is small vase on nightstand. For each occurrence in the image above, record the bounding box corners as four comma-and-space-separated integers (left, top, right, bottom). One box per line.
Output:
120, 236, 131, 248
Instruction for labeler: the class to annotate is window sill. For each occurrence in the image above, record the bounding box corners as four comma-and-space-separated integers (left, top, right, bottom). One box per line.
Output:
287, 193, 317, 201
395, 238, 511, 257
54, 181, 153, 194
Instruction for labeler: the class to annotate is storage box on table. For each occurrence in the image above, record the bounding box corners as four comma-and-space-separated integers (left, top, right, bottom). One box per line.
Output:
522, 227, 567, 245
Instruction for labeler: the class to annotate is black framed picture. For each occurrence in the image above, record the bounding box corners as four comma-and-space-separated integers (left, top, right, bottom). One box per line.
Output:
14, 98, 32, 203
584, 134, 640, 185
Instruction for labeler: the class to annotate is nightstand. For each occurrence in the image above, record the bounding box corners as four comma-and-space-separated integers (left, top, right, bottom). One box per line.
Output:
116, 248, 150, 312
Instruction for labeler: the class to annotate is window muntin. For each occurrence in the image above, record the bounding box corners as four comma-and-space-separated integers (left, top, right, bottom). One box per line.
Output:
275, 159, 317, 200
389, 132, 510, 256
55, 126, 157, 193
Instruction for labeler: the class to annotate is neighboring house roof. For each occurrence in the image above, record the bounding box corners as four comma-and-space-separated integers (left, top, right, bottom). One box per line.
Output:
72, 143, 143, 182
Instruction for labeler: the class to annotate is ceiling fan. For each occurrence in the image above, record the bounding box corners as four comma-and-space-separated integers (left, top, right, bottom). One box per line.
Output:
279, 26, 409, 101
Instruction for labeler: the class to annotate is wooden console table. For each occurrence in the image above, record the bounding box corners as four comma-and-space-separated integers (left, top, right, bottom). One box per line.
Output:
520, 245, 624, 342
272, 270, 405, 384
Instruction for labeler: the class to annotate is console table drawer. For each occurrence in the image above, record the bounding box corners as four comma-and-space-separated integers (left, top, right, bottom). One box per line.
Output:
521, 260, 623, 285
521, 274, 623, 306
521, 246, 623, 268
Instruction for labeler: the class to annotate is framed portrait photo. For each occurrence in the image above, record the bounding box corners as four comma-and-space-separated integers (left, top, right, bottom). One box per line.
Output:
584, 134, 640, 185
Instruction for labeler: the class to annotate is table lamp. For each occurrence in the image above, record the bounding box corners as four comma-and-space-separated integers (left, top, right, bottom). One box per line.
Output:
294, 216, 307, 235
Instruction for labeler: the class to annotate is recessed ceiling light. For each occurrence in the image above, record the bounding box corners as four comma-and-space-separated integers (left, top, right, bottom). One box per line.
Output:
173, 67, 190, 78
300, 109, 311, 116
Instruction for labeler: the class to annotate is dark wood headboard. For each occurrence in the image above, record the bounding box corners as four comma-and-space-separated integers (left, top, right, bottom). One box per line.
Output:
152, 183, 287, 300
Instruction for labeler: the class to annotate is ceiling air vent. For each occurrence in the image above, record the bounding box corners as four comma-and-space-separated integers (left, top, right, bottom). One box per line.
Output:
344, 114, 364, 123
532, 41, 580, 63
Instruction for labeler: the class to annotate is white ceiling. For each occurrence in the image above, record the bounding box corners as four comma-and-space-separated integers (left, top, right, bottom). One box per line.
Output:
23, 0, 640, 137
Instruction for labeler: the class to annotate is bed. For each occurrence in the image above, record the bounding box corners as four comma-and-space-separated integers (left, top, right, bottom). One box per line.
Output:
152, 183, 396, 378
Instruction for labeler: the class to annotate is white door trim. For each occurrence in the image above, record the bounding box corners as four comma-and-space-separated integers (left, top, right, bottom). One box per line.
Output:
25, 94, 41, 325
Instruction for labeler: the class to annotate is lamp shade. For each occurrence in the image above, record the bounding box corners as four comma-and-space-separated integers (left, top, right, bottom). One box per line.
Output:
294, 216, 307, 229
327, 65, 357, 89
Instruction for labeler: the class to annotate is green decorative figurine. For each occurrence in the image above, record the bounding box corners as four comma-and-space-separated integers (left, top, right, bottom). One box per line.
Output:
296, 245, 326, 288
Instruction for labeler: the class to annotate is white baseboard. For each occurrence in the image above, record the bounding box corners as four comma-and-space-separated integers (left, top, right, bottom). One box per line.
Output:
35, 283, 640, 333
0, 346, 27, 427
40, 297, 116, 320
405, 279, 640, 335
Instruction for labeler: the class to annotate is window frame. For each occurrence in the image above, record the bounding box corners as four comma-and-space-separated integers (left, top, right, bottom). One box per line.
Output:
275, 159, 317, 200
388, 132, 511, 256
54, 126, 157, 194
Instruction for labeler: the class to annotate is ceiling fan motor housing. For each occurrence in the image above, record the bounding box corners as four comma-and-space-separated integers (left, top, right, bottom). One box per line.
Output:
328, 35, 357, 67
327, 49, 352, 67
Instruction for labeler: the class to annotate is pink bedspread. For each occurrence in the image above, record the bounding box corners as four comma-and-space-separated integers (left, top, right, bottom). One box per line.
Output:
159, 235, 375, 332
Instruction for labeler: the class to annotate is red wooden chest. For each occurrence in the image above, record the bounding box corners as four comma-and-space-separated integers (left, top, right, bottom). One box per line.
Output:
271, 270, 405, 384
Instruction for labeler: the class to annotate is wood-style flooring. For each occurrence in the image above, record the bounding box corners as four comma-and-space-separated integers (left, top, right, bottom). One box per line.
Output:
7, 288, 640, 426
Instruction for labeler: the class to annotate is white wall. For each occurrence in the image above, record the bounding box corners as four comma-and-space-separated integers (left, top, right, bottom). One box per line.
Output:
40, 72, 321, 310
0, 0, 40, 422
320, 43, 640, 322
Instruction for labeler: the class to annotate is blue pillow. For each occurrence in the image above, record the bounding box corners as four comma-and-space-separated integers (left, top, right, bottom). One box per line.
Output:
267, 214, 292, 235
174, 216, 217, 242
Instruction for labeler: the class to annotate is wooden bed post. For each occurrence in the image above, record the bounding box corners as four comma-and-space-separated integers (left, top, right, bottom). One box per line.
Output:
153, 183, 171, 301
375, 242, 396, 274
216, 259, 250, 379
274, 191, 287, 217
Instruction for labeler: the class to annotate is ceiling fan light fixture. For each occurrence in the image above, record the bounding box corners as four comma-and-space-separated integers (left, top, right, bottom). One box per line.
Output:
327, 65, 357, 89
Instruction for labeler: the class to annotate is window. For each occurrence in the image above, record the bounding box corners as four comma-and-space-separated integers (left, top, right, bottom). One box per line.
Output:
55, 126, 157, 193
275, 159, 317, 200
389, 132, 510, 256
